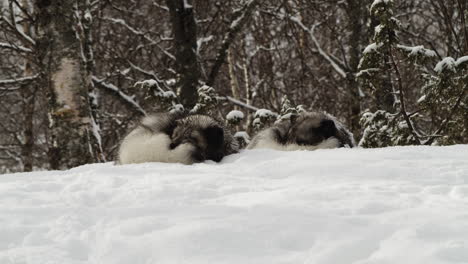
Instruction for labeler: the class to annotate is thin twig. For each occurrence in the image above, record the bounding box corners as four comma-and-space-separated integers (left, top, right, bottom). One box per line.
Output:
389, 47, 422, 144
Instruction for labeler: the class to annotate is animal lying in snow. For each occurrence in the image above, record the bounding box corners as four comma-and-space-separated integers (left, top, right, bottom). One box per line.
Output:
118, 113, 238, 165
247, 111, 355, 151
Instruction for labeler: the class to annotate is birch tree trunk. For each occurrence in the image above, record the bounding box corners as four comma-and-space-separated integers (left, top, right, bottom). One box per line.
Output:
20, 0, 35, 172
35, 0, 100, 169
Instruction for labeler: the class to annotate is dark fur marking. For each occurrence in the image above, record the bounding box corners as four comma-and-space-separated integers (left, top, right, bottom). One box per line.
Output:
204, 126, 225, 162
318, 119, 337, 139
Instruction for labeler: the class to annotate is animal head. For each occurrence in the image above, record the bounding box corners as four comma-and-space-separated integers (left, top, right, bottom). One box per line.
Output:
287, 113, 338, 146
169, 115, 225, 162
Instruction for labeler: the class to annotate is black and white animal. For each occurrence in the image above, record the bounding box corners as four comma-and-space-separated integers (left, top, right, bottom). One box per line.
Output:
118, 113, 238, 165
247, 112, 355, 151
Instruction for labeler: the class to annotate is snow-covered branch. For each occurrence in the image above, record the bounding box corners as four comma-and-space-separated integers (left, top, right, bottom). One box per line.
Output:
207, 0, 261, 86
103, 17, 175, 61
289, 16, 347, 78
0, 13, 35, 46
92, 76, 146, 116
219, 96, 261, 112
0, 42, 32, 53
0, 74, 38, 86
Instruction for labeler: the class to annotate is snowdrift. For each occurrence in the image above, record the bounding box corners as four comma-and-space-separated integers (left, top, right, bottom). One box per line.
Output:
1, 145, 468, 264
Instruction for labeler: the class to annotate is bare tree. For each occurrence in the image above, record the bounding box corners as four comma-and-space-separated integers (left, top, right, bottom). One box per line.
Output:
35, 0, 103, 169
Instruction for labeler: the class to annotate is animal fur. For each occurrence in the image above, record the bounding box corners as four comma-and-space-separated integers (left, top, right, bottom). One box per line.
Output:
118, 113, 238, 165
248, 112, 355, 151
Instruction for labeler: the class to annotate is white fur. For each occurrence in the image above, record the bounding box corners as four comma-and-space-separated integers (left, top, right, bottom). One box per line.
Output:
118, 127, 196, 165
248, 129, 340, 151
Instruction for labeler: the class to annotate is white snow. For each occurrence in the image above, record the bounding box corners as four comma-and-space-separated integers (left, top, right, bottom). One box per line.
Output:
374, 24, 384, 34
363, 42, 382, 54
182, 0, 192, 9
165, 78, 176, 86
234, 131, 251, 143
0, 74, 38, 85
434, 57, 456, 73
254, 108, 277, 118
226, 110, 245, 121
134, 79, 158, 87
0, 42, 32, 53
196, 35, 213, 54
417, 95, 426, 103
158, 91, 177, 99
370, 0, 392, 13
397, 44, 437, 58
455, 56, 468, 67
222, 96, 260, 112
1, 145, 468, 264
169, 104, 184, 114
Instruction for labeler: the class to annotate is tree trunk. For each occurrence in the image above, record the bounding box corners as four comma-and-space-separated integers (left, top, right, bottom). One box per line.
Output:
20, 0, 35, 172
369, 15, 396, 113
166, 0, 200, 109
20, 62, 36, 172
345, 0, 365, 137
377, 55, 396, 112
35, 0, 100, 169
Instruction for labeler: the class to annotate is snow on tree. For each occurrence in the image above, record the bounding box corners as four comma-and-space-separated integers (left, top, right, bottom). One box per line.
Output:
358, 0, 446, 148
226, 110, 245, 126
233, 131, 250, 149
190, 84, 219, 114
359, 110, 418, 147
276, 95, 306, 123
252, 109, 277, 131
135, 79, 181, 113
419, 56, 467, 145
358, 0, 399, 112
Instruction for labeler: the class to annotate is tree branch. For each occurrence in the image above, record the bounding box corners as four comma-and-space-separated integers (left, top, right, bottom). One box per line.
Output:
102, 17, 176, 61
92, 76, 147, 116
206, 0, 261, 86
0, 42, 32, 53
424, 87, 466, 145
289, 16, 348, 78
389, 48, 421, 145
0, 74, 39, 86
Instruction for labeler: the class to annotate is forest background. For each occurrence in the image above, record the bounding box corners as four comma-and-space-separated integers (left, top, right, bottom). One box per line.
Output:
0, 0, 466, 172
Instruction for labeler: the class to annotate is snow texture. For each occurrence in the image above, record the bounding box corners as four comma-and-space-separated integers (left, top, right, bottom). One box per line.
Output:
370, 0, 392, 12
134, 79, 158, 87
363, 43, 382, 54
1, 145, 468, 264
397, 44, 437, 58
455, 56, 468, 67
226, 110, 245, 121
233, 131, 250, 143
254, 108, 277, 118
183, 0, 192, 9
169, 104, 184, 114
0, 74, 38, 85
159, 91, 176, 99
434, 57, 456, 73
0, 42, 32, 53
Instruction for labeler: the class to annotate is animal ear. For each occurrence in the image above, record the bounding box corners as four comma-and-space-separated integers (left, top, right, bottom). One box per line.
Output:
320, 119, 336, 137
204, 126, 224, 145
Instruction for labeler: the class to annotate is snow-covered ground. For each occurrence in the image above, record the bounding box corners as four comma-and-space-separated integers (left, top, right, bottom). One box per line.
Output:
1, 145, 468, 264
